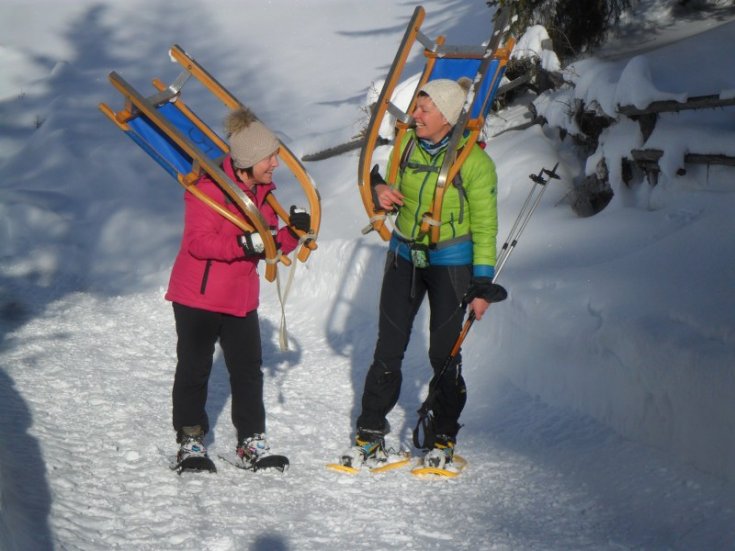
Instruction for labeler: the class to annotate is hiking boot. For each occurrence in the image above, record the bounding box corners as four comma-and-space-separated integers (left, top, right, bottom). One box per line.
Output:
176, 425, 209, 464
424, 435, 455, 470
236, 433, 272, 466
340, 429, 386, 468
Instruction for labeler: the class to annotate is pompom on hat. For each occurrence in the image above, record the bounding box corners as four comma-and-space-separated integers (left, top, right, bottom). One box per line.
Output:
418, 77, 472, 126
225, 108, 280, 169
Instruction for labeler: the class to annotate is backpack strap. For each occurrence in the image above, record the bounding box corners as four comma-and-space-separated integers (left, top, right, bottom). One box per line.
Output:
452, 165, 467, 225
398, 137, 417, 177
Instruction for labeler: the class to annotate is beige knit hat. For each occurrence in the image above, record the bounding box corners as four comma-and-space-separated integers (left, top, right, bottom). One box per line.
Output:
225, 108, 280, 169
419, 77, 472, 126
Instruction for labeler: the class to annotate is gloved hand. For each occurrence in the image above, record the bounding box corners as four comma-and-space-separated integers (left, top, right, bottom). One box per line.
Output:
370, 164, 387, 187
237, 232, 265, 256
289, 205, 311, 233
464, 277, 508, 304
370, 164, 402, 212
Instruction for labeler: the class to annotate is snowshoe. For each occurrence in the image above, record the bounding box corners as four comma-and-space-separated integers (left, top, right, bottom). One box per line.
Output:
411, 439, 466, 478
326, 431, 411, 474
173, 455, 217, 474
220, 434, 289, 472
172, 426, 216, 474
411, 454, 467, 478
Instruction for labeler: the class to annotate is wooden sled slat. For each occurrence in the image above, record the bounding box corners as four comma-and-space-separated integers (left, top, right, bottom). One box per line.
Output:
358, 6, 427, 241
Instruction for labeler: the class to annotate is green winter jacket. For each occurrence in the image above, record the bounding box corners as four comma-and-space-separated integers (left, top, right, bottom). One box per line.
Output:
388, 129, 498, 275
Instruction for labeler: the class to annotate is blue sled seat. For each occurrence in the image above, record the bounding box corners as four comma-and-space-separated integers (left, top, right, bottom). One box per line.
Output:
428, 58, 502, 120
125, 102, 225, 180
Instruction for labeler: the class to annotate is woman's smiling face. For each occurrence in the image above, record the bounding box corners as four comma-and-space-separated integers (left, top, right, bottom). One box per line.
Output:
412, 94, 451, 143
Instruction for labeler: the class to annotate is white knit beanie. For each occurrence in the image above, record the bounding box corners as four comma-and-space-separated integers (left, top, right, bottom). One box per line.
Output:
225, 108, 280, 169
419, 77, 472, 126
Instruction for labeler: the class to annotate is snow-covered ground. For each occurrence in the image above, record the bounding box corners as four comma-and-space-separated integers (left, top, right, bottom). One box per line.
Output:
1, 1, 734, 549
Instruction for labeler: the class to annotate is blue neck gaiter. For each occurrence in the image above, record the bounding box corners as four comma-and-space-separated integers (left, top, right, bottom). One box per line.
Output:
418, 133, 451, 157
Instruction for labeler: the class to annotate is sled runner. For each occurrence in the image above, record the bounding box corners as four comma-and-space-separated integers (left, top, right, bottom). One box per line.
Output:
99, 44, 321, 283
358, 5, 514, 242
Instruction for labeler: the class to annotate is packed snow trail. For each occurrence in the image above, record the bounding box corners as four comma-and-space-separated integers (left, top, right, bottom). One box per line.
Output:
2, 259, 734, 550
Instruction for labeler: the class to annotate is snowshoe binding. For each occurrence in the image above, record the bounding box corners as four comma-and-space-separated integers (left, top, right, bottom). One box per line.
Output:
172, 425, 216, 474
327, 430, 411, 474
412, 435, 466, 477
221, 433, 289, 472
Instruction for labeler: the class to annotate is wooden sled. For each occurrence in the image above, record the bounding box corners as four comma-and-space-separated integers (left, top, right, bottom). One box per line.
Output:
358, 5, 514, 242
99, 44, 321, 282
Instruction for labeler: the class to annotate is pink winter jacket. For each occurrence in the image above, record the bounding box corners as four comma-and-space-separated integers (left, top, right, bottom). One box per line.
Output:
165, 156, 299, 317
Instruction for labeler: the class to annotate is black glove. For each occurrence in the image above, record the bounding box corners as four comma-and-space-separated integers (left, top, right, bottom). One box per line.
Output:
464, 277, 508, 304
237, 232, 265, 256
369, 164, 396, 213
288, 205, 311, 233
370, 164, 387, 187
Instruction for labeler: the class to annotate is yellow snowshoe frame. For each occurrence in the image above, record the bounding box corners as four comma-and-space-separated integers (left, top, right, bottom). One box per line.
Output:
99, 44, 321, 283
358, 6, 514, 243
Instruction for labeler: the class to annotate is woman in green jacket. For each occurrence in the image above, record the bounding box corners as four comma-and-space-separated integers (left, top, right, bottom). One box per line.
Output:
343, 77, 507, 471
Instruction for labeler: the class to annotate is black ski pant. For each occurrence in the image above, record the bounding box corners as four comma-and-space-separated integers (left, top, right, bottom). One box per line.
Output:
357, 252, 471, 440
172, 303, 264, 443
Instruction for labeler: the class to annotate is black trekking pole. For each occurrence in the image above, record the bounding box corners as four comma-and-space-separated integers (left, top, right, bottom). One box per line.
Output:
413, 163, 560, 450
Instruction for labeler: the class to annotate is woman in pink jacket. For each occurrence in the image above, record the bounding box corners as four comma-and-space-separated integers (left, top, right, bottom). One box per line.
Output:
165, 108, 309, 473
